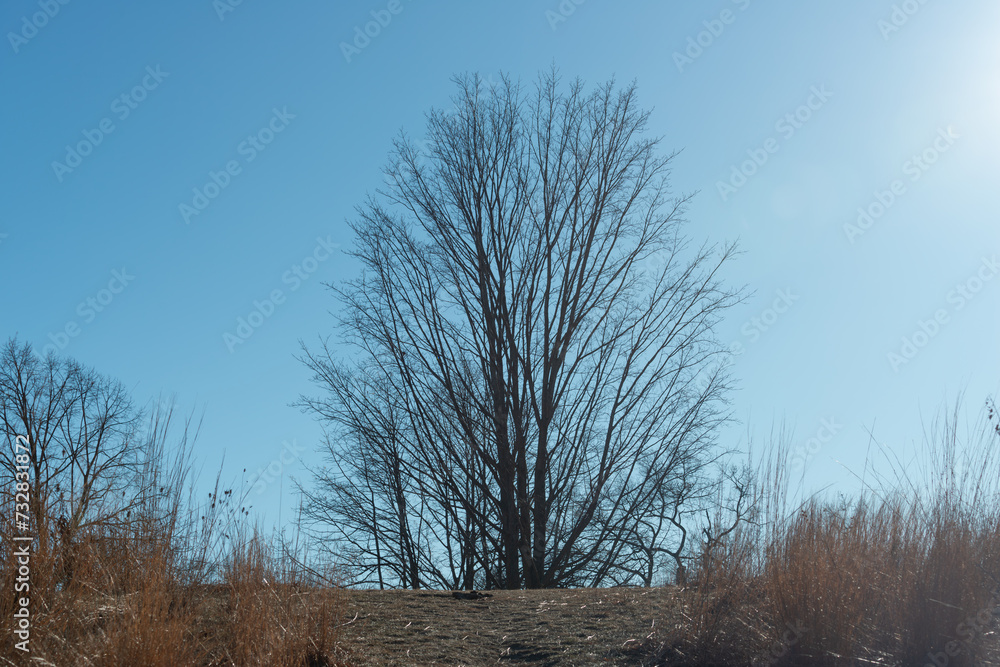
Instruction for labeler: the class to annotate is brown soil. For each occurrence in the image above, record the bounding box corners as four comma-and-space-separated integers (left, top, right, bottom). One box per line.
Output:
337, 588, 683, 666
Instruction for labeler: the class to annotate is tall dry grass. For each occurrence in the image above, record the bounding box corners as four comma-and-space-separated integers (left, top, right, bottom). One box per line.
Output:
656, 397, 1000, 666
0, 403, 350, 666
221, 530, 342, 667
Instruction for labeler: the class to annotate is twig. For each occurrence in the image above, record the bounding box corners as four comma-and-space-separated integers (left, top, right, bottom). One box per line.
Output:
333, 611, 359, 629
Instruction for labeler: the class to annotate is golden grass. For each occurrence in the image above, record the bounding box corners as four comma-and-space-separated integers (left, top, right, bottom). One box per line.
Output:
2, 399, 997, 666
654, 399, 1000, 666
0, 503, 350, 666
0, 405, 350, 667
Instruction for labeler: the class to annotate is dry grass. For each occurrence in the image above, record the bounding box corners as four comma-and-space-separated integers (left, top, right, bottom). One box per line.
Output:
0, 405, 351, 667
3, 399, 998, 666
0, 505, 350, 666
650, 399, 1000, 666
221, 532, 345, 666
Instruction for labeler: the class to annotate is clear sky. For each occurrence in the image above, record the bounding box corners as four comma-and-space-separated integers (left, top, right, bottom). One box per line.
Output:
3, 0, 998, 527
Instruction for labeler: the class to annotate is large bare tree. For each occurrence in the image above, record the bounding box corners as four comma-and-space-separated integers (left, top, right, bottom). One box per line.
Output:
299, 71, 743, 589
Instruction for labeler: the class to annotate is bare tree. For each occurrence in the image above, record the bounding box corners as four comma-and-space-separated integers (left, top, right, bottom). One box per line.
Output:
299, 70, 743, 589
0, 337, 141, 569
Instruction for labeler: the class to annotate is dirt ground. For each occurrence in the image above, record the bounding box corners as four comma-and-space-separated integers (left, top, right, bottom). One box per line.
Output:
334, 588, 1000, 667
337, 587, 683, 666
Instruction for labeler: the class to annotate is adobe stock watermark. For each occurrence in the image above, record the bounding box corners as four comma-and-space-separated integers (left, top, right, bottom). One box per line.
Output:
222, 236, 339, 352
7, 0, 71, 55
878, 0, 932, 41
213, 0, 246, 22
340, 0, 409, 64
12, 434, 33, 653
545, 0, 586, 31
843, 126, 959, 244
248, 439, 306, 495
753, 620, 807, 665
790, 418, 843, 470
673, 0, 752, 73
41, 268, 135, 357
727, 288, 800, 357
921, 582, 999, 667
716, 85, 833, 202
0, 233, 8, 248
51, 66, 169, 183
887, 255, 998, 373
178, 107, 295, 224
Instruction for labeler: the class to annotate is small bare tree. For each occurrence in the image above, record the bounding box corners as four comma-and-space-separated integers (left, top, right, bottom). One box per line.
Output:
300, 70, 744, 589
0, 337, 142, 576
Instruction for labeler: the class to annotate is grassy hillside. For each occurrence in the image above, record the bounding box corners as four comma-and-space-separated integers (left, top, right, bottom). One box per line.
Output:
2, 403, 998, 665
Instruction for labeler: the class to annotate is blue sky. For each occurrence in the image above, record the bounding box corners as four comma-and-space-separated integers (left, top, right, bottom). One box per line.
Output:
3, 0, 998, 527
